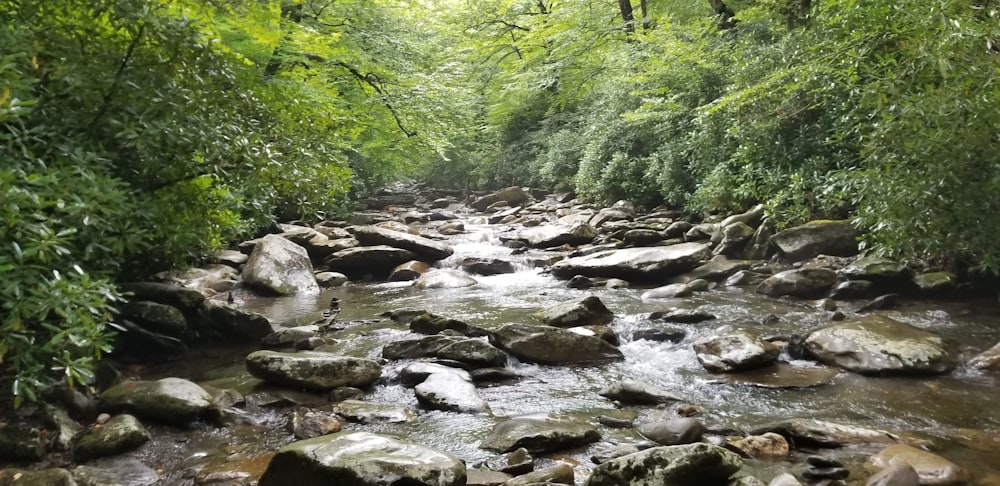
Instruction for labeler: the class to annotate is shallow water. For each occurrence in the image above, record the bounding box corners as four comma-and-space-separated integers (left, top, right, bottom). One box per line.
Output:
137, 220, 1000, 485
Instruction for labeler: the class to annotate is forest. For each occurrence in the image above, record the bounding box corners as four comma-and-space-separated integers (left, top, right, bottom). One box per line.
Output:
1, 0, 998, 403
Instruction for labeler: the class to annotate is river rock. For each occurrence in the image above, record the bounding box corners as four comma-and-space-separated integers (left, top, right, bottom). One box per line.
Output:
410, 313, 472, 335
71, 457, 159, 486
246, 351, 382, 391
768, 473, 804, 486
726, 433, 789, 458
674, 259, 754, 284
865, 463, 920, 486
551, 243, 712, 282
506, 463, 574, 486
590, 207, 634, 228
262, 325, 321, 348
623, 228, 666, 246
258, 431, 466, 486
638, 418, 706, 446
120, 282, 205, 311
749, 418, 900, 447
334, 400, 416, 424
489, 323, 624, 364
714, 222, 756, 257
471, 186, 531, 211
841, 257, 912, 282
641, 283, 692, 299
109, 318, 186, 362
390, 260, 433, 281
804, 316, 954, 375
197, 300, 274, 341
119, 301, 187, 338
721, 204, 765, 228
650, 308, 717, 324
534, 296, 614, 328
461, 257, 516, 275
770, 220, 860, 262
383, 335, 461, 360
324, 245, 419, 278
414, 269, 478, 289
290, 409, 343, 440
415, 372, 490, 413
100, 378, 218, 425
693, 331, 779, 373
399, 362, 473, 386
913, 272, 958, 294
710, 364, 840, 389
969, 341, 1000, 370
0, 468, 76, 485
480, 413, 600, 453
243, 234, 319, 295
71, 414, 150, 462
351, 225, 454, 261
466, 469, 512, 486
517, 223, 597, 248
583, 443, 742, 486
598, 379, 683, 405
632, 326, 687, 343
870, 444, 969, 485
756, 268, 838, 298
437, 339, 508, 368
0, 424, 47, 462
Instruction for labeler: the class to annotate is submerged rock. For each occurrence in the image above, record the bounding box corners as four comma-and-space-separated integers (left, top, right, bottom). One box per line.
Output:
246, 351, 382, 391
413, 269, 478, 289
489, 323, 623, 364
693, 331, 779, 373
870, 444, 969, 486
258, 431, 466, 486
583, 443, 742, 486
804, 315, 954, 375
243, 234, 319, 295
480, 413, 600, 453
598, 379, 683, 405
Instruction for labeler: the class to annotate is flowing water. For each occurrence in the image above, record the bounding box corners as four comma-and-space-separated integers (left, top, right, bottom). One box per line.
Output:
135, 220, 1000, 485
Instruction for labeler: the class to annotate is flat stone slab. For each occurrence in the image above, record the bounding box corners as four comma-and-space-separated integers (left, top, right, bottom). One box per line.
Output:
480, 413, 600, 453
550, 243, 711, 282
708, 364, 841, 389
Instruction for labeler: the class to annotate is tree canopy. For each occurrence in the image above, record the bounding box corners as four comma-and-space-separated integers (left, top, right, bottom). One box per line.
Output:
1, 0, 998, 404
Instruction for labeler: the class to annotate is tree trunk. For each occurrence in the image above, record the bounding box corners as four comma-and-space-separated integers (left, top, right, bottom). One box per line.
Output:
707, 0, 736, 28
618, 0, 635, 32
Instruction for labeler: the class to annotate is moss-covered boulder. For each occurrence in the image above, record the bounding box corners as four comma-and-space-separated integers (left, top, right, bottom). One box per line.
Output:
583, 443, 742, 486
72, 414, 150, 462
480, 413, 600, 453
246, 351, 382, 391
804, 316, 954, 375
100, 377, 218, 425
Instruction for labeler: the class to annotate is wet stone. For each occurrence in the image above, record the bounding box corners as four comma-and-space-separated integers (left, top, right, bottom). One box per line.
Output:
71, 414, 151, 462
334, 399, 416, 424
598, 379, 683, 405
637, 418, 706, 446
480, 413, 601, 454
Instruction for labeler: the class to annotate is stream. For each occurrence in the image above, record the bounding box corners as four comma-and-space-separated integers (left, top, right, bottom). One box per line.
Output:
129, 217, 1000, 485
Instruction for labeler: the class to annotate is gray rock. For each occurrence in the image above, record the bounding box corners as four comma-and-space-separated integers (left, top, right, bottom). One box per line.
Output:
506, 464, 574, 486
591, 444, 641, 464
744, 219, 776, 261
409, 313, 472, 335
437, 339, 508, 368
389, 260, 433, 281
709, 363, 840, 389
664, 221, 693, 239
637, 418, 706, 446
770, 220, 860, 262
489, 323, 623, 365
649, 308, 717, 324
714, 222, 755, 257
641, 283, 692, 299
351, 225, 454, 261
471, 187, 531, 211
725, 433, 789, 458
334, 400, 416, 424
72, 457, 159, 486
258, 431, 466, 486
730, 476, 767, 486
71, 414, 150, 462
804, 316, 954, 375
414, 371, 490, 414
0, 424, 47, 462
623, 229, 665, 246
324, 245, 419, 278
865, 463, 920, 486
100, 378, 218, 425
383, 336, 462, 360
720, 204, 765, 228
461, 257, 516, 275
197, 300, 274, 342
841, 257, 912, 282
674, 259, 754, 283
870, 444, 969, 485
913, 272, 957, 294
533, 296, 614, 328
693, 331, 779, 373
969, 341, 1000, 370
756, 268, 838, 298
768, 473, 803, 486
119, 282, 205, 311
246, 351, 382, 391
243, 234, 319, 295
749, 418, 900, 447
262, 325, 321, 348
631, 327, 687, 343
399, 362, 473, 386
466, 469, 512, 486
414, 270, 478, 289
583, 443, 742, 486
290, 409, 343, 440
551, 243, 712, 283
315, 271, 349, 287
590, 206, 634, 227
518, 223, 597, 248
598, 380, 683, 405
119, 301, 186, 338
0, 468, 76, 485
480, 413, 600, 453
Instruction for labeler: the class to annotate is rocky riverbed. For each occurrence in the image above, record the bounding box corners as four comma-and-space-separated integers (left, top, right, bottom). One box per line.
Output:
2, 186, 1000, 486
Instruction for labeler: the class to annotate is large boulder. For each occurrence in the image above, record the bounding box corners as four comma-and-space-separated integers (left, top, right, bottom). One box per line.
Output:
246, 351, 382, 391
583, 443, 742, 486
71, 414, 150, 461
197, 300, 274, 342
258, 431, 466, 486
470, 186, 531, 211
534, 296, 614, 328
414, 370, 490, 414
770, 220, 860, 262
870, 444, 969, 485
840, 257, 912, 283
756, 268, 838, 298
550, 243, 712, 283
436, 339, 508, 368
480, 413, 600, 453
489, 323, 623, 365
100, 378, 218, 425
119, 282, 205, 311
242, 234, 319, 295
804, 316, 954, 375
517, 223, 597, 248
118, 301, 186, 338
351, 225, 454, 261
324, 245, 419, 279
693, 331, 779, 373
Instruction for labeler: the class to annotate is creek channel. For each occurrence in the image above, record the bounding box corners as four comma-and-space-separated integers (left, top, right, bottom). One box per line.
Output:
132, 217, 1000, 485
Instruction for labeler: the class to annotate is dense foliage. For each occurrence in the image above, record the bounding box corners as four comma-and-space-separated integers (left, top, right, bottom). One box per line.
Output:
2, 0, 997, 405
